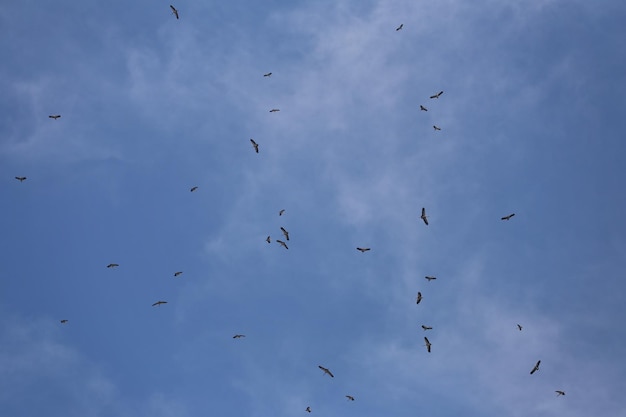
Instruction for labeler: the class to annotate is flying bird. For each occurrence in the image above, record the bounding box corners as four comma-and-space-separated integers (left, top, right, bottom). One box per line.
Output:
170, 5, 179, 19
107, 263, 119, 268
346, 395, 355, 401
517, 324, 523, 331
425, 276, 437, 281
269, 109, 280, 112
433, 125, 442, 131
233, 334, 246, 339
305, 407, 311, 413
277, 239, 288, 249
266, 235, 271, 243
555, 390, 565, 396
263, 72, 272, 77
396, 23, 403, 31
48, 115, 61, 119
430, 91, 444, 99
15, 176, 26, 182
530, 360, 541, 375
318, 365, 334, 378
60, 320, 68, 324
416, 292, 422, 304
421, 325, 432, 330
424, 337, 432, 352
152, 300, 168, 306
356, 247, 371, 252
280, 227, 290, 241
250, 138, 259, 153
190, 186, 198, 192
420, 207, 429, 225
419, 105, 428, 111
174, 271, 183, 277
501, 213, 515, 220
279, 209, 285, 216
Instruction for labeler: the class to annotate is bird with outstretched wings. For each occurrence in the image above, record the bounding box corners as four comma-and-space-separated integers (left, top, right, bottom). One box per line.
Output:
424, 337, 432, 352
530, 360, 541, 374
174, 271, 183, 277
233, 334, 245, 339
346, 395, 355, 401
280, 227, 290, 241
416, 292, 422, 304
60, 320, 68, 324
430, 91, 444, 99
250, 139, 259, 153
269, 109, 280, 112
356, 247, 370, 252
49, 115, 61, 119
555, 390, 565, 396
517, 324, 523, 331
264, 72, 272, 77
266, 235, 271, 243
152, 300, 168, 306
396, 24, 403, 31
15, 176, 26, 182
107, 263, 119, 268
279, 209, 285, 216
420, 208, 429, 225
501, 213, 515, 220
277, 239, 288, 249
170, 5, 179, 19
190, 186, 198, 192
420, 105, 428, 111
421, 325, 432, 330
318, 365, 334, 377
433, 125, 442, 131
425, 276, 436, 281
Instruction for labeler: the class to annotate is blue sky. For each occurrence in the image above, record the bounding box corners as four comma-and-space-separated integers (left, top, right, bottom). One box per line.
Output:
2, 0, 626, 416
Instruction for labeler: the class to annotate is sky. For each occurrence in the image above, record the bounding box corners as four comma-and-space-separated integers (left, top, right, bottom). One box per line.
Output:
1, 0, 626, 416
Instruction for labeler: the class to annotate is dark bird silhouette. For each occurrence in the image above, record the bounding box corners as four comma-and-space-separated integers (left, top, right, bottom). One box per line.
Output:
264, 72, 272, 77
420, 105, 428, 111
356, 247, 371, 252
152, 300, 168, 306
346, 395, 355, 401
107, 263, 119, 268
555, 390, 565, 396
430, 91, 444, 99
501, 213, 515, 220
517, 324, 523, 331
269, 108, 280, 112
421, 325, 432, 330
420, 207, 429, 225
530, 360, 541, 375
277, 239, 288, 249
424, 337, 432, 352
279, 209, 285, 216
416, 292, 422, 304
60, 319, 68, 324
305, 407, 311, 413
190, 186, 198, 192
174, 271, 183, 277
433, 125, 442, 131
15, 176, 27, 182
49, 115, 61, 119
250, 139, 259, 153
396, 24, 403, 31
318, 365, 334, 377
266, 235, 271, 243
170, 5, 179, 19
233, 334, 246, 339
280, 227, 290, 241
425, 276, 436, 281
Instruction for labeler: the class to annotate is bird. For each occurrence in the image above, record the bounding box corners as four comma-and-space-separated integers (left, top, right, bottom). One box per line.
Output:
396, 23, 403, 31
233, 334, 246, 339
517, 324, 523, 331
430, 91, 444, 99
250, 139, 259, 153
269, 109, 280, 112
419, 105, 428, 111
152, 301, 168, 306
530, 360, 541, 375
346, 395, 355, 401
280, 227, 290, 241
421, 325, 432, 330
433, 125, 442, 131
174, 271, 183, 277
277, 239, 288, 249
266, 236, 271, 243
170, 5, 179, 19
555, 390, 565, 396
305, 407, 311, 413
420, 207, 429, 225
48, 115, 61, 119
318, 365, 334, 377
356, 247, 371, 252
190, 186, 198, 192
424, 337, 432, 352
501, 213, 515, 220
107, 263, 119, 268
416, 292, 422, 304
425, 276, 437, 281
15, 176, 26, 182
264, 72, 272, 77
279, 209, 285, 216
60, 320, 68, 324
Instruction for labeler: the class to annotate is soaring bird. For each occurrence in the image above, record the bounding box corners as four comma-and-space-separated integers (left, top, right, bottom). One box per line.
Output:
280, 227, 290, 241
277, 239, 289, 249
420, 105, 428, 111
555, 390, 565, 396
264, 72, 272, 77
501, 213, 515, 220
49, 115, 61, 119
433, 125, 442, 131
396, 23, 403, 31
517, 324, 523, 331
421, 325, 432, 330
152, 300, 168, 306
190, 186, 198, 192
346, 395, 355, 401
425, 276, 437, 281
107, 263, 119, 268
170, 5, 179, 19
430, 91, 444, 99
356, 247, 371, 252
266, 235, 271, 243
420, 207, 429, 225
15, 176, 26, 182
279, 209, 285, 216
318, 365, 334, 377
250, 139, 259, 153
233, 334, 246, 339
416, 292, 422, 304
530, 360, 541, 375
424, 337, 432, 352
269, 108, 280, 112
305, 407, 311, 413
60, 320, 68, 324
174, 271, 183, 277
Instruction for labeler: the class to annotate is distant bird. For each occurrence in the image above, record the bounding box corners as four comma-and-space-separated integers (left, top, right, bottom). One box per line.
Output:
170, 5, 179, 19
420, 207, 429, 225
424, 337, 432, 352
425, 276, 437, 281
266, 235, 271, 243
356, 247, 371, 252
48, 115, 61, 119
152, 300, 168, 306
279, 209, 285, 216
107, 263, 119, 268
430, 91, 444, 99
396, 23, 403, 31
346, 395, 355, 401
15, 176, 26, 182
530, 360, 541, 375
233, 334, 246, 339
264, 72, 272, 77
421, 325, 432, 330
419, 105, 428, 111
269, 109, 280, 112
517, 324, 523, 331
277, 239, 288, 249
501, 213, 515, 220
190, 186, 198, 192
60, 319, 68, 324
174, 271, 183, 277
318, 365, 334, 377
433, 125, 442, 131
555, 390, 565, 396
250, 138, 259, 153
416, 292, 422, 304
305, 407, 311, 413
280, 226, 290, 241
